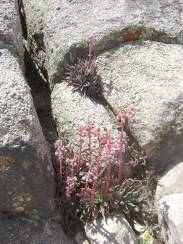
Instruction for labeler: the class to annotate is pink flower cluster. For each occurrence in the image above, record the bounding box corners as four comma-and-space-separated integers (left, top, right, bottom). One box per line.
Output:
54, 107, 134, 209
66, 176, 77, 200
113, 107, 134, 124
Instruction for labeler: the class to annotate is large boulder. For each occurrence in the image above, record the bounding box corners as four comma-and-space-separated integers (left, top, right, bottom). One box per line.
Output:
18, 0, 183, 243
22, 0, 183, 86
0, 0, 55, 219
51, 82, 118, 148
96, 40, 183, 169
85, 214, 138, 244
0, 1, 76, 243
0, 48, 55, 217
155, 162, 183, 244
0, 216, 75, 244
0, 0, 24, 60
22, 0, 183, 169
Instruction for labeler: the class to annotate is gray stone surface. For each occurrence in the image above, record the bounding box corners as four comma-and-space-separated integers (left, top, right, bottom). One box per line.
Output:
0, 216, 75, 244
155, 162, 183, 244
0, 48, 55, 217
22, 0, 183, 170
96, 40, 183, 168
85, 214, 138, 244
51, 82, 117, 147
0, 0, 24, 59
23, 0, 183, 86
0, 1, 74, 243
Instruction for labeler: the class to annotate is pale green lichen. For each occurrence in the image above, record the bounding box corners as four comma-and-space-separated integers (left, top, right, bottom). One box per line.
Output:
0, 156, 16, 173
13, 192, 31, 211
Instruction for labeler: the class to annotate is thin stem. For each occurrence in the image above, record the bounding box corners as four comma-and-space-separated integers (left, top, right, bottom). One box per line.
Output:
88, 129, 92, 168
104, 157, 112, 197
59, 153, 63, 184
88, 35, 96, 66
82, 181, 89, 202
117, 120, 124, 185
88, 42, 92, 66
77, 136, 82, 172
90, 143, 103, 208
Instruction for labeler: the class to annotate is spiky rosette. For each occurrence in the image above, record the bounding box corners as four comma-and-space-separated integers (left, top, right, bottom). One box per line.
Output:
110, 178, 143, 216
65, 58, 103, 99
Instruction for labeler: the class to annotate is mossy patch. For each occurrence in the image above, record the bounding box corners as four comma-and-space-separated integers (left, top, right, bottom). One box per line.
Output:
0, 156, 16, 173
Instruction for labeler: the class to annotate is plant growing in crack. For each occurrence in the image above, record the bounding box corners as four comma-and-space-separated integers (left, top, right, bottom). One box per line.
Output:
54, 108, 146, 228
65, 34, 103, 99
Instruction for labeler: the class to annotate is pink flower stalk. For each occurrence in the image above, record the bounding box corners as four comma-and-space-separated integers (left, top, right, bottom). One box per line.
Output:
82, 121, 95, 168
95, 128, 110, 174
90, 128, 110, 208
77, 125, 85, 172
66, 176, 77, 201
70, 156, 78, 177
104, 137, 115, 198
54, 139, 66, 185
88, 34, 96, 66
113, 107, 134, 185
81, 166, 97, 202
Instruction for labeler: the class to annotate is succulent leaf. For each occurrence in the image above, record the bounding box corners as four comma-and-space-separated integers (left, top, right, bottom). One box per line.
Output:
65, 59, 103, 99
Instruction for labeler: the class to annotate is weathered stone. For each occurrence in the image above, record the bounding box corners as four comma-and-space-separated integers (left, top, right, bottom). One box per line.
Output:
22, 0, 183, 169
75, 232, 90, 244
0, 1, 74, 243
85, 214, 138, 244
155, 162, 183, 244
0, 216, 75, 244
18, 0, 183, 242
96, 40, 183, 168
0, 48, 55, 218
22, 0, 183, 86
51, 82, 117, 147
0, 0, 24, 60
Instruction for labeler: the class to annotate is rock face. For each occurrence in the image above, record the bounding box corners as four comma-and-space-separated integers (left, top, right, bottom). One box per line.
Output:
23, 0, 183, 87
1, 0, 183, 243
155, 162, 183, 244
0, 48, 54, 217
97, 40, 183, 169
51, 83, 115, 145
85, 215, 138, 244
0, 217, 75, 244
23, 0, 183, 169
0, 0, 24, 58
0, 1, 75, 243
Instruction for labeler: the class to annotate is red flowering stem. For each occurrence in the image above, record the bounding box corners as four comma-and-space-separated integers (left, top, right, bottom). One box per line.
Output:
117, 119, 124, 185
88, 41, 92, 66
59, 153, 63, 184
88, 35, 96, 66
104, 143, 112, 197
104, 157, 112, 198
82, 182, 88, 202
70, 157, 77, 177
88, 129, 92, 168
90, 180, 97, 209
90, 143, 103, 208
77, 134, 83, 172
55, 140, 66, 185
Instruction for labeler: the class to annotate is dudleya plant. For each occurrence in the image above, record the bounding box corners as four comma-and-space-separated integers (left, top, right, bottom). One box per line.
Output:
65, 35, 103, 99
55, 108, 146, 226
